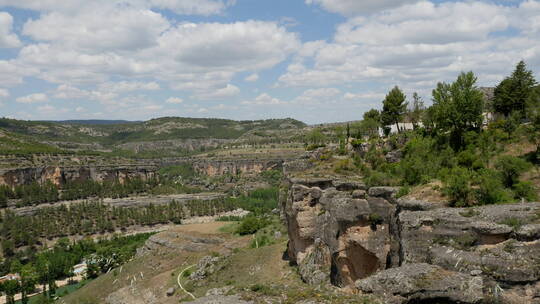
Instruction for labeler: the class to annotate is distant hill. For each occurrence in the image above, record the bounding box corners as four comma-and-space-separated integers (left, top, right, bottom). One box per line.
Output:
0, 117, 307, 156
45, 120, 141, 125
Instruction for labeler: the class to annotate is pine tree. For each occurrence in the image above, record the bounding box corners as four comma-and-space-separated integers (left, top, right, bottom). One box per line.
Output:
381, 86, 408, 133
494, 60, 537, 118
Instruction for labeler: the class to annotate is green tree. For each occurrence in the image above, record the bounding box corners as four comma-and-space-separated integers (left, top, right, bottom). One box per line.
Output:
20, 264, 38, 304
3, 279, 20, 304
431, 71, 484, 150
306, 128, 326, 145
360, 109, 381, 138
381, 86, 408, 133
408, 92, 425, 129
493, 60, 537, 118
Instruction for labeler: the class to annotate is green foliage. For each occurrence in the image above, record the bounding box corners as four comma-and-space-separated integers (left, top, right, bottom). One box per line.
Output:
381, 86, 408, 132
225, 187, 279, 215
306, 128, 327, 145
396, 186, 410, 198
494, 155, 531, 187
260, 170, 282, 186
431, 71, 484, 150
475, 169, 513, 205
235, 216, 270, 235
158, 164, 196, 180
493, 60, 537, 118
513, 181, 538, 201
442, 167, 474, 207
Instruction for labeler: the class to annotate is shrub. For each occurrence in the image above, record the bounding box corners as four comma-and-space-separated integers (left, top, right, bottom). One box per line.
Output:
495, 155, 531, 187
475, 169, 513, 205
443, 167, 474, 207
364, 170, 397, 187
235, 216, 269, 235
396, 186, 410, 198
513, 181, 538, 201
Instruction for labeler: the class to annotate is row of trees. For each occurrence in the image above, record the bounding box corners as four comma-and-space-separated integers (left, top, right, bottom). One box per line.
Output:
1, 198, 240, 256
0, 177, 161, 208
352, 61, 539, 206
361, 60, 539, 150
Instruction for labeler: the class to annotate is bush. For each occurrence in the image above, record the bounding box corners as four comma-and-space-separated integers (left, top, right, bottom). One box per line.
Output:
443, 167, 474, 207
475, 169, 513, 205
495, 155, 531, 187
396, 186, 410, 198
513, 181, 538, 201
235, 216, 269, 235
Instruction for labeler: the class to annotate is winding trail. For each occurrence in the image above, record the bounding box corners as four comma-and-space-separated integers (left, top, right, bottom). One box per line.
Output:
177, 264, 197, 300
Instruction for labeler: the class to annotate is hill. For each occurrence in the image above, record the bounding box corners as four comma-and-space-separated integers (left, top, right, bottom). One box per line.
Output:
0, 117, 307, 156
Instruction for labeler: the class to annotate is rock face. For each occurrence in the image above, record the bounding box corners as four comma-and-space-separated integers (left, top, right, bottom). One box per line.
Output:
282, 175, 540, 303
0, 165, 157, 187
191, 159, 283, 177
356, 263, 484, 304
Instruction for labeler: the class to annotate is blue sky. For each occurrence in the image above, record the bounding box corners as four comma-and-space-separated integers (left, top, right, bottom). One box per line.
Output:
0, 0, 538, 124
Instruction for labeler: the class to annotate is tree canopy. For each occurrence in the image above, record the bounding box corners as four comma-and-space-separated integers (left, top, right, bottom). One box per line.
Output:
381, 86, 408, 133
493, 60, 537, 118
432, 71, 484, 150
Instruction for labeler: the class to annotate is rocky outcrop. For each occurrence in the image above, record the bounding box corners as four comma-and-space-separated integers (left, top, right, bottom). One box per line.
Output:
282, 175, 540, 303
0, 165, 156, 187
191, 159, 283, 177
356, 263, 484, 304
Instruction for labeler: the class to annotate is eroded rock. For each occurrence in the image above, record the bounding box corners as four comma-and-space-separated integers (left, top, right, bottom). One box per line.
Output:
355, 263, 484, 304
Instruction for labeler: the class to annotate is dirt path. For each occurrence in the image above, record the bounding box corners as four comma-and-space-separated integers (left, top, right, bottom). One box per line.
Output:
178, 265, 197, 300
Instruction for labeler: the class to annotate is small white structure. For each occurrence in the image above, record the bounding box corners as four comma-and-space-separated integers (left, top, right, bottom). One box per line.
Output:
73, 263, 88, 275
379, 122, 422, 136
0, 273, 20, 283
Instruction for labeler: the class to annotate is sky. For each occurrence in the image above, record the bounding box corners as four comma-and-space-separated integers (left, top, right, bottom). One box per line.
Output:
0, 0, 539, 124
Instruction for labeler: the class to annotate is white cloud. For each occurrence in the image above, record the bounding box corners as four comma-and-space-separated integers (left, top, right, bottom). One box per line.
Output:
166, 97, 184, 104
23, 8, 169, 52
195, 84, 240, 100
53, 84, 91, 99
0, 12, 21, 48
149, 0, 236, 16
280, 1, 540, 91
159, 21, 299, 71
241, 93, 286, 106
245, 73, 259, 82
293, 88, 341, 104
97, 81, 161, 93
16, 93, 48, 103
344, 92, 385, 100
0, 0, 236, 16
306, 0, 418, 16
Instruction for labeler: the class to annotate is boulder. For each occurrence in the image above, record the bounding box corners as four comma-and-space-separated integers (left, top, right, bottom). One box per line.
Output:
367, 187, 399, 199
166, 287, 175, 296
355, 263, 484, 304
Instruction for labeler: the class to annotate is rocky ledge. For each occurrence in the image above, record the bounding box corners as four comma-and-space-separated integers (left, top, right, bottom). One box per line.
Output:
282, 176, 540, 303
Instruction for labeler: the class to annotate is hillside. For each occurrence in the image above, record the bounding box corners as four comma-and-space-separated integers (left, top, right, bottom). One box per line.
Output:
0, 117, 307, 156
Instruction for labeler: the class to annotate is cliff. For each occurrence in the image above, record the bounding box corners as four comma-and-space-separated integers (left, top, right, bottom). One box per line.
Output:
282, 175, 540, 303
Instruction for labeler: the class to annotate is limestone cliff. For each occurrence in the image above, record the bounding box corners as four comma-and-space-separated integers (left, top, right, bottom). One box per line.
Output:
282, 175, 540, 303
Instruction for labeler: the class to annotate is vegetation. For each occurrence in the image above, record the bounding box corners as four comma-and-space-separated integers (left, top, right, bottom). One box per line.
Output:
381, 86, 408, 134
322, 61, 539, 207
0, 234, 151, 302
